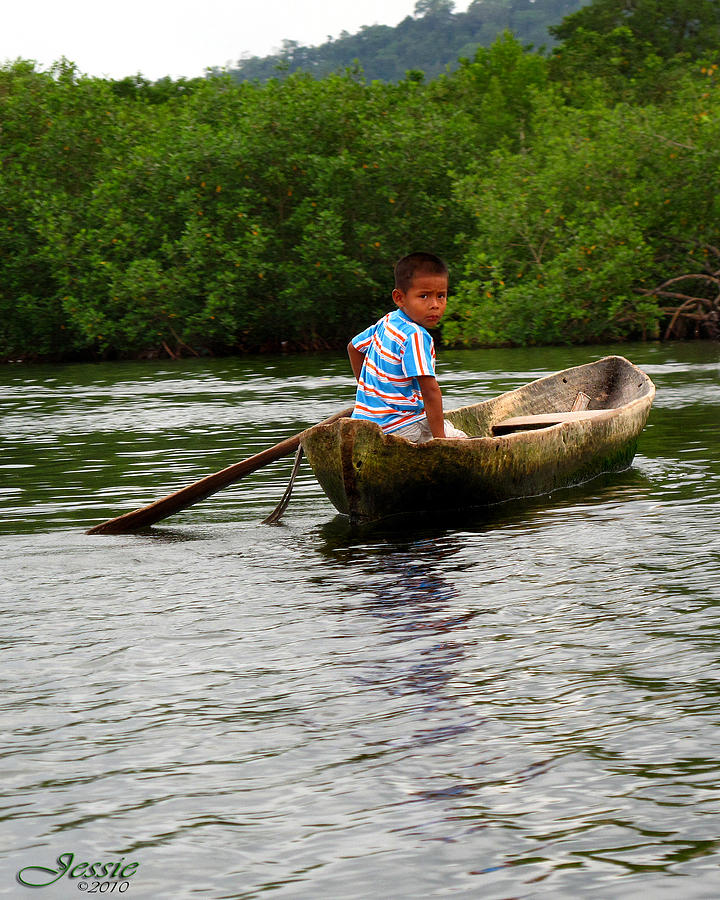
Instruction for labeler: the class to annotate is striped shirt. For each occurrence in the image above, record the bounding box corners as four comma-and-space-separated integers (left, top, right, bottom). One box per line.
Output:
350, 308, 436, 433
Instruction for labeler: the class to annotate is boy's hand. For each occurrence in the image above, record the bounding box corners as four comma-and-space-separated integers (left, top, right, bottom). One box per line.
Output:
417, 376, 445, 438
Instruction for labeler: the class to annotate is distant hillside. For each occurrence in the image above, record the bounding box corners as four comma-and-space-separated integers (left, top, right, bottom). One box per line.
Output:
227, 0, 590, 83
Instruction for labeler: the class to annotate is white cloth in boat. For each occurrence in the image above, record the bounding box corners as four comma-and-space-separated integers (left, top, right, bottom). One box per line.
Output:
393, 418, 468, 443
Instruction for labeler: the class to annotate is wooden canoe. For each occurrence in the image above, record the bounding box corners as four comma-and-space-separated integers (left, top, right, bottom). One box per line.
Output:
301, 355, 655, 522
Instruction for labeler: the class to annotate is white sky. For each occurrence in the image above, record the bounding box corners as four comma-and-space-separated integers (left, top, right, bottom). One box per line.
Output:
1, 0, 473, 82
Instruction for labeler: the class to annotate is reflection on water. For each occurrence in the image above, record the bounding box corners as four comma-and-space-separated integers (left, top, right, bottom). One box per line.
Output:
1, 341, 719, 899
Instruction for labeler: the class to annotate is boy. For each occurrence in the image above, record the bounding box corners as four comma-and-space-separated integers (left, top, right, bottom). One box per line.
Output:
347, 252, 468, 442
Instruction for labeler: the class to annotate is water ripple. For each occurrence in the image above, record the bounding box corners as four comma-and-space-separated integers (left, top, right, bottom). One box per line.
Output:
2, 343, 719, 899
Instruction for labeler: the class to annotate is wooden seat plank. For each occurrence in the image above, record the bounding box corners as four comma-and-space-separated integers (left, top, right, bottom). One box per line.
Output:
491, 410, 607, 436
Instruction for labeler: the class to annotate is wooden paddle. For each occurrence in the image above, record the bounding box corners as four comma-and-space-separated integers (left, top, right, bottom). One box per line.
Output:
87, 406, 353, 535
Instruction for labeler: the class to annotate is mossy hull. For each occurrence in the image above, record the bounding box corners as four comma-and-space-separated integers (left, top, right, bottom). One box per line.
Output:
301, 356, 655, 522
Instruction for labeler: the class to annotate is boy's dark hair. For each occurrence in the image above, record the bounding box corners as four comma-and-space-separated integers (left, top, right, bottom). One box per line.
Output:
394, 252, 448, 293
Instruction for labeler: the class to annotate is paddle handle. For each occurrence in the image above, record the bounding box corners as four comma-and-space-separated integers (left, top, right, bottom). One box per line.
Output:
87, 406, 354, 534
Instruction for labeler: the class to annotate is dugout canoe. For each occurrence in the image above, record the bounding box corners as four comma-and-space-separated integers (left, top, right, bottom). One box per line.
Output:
301, 355, 655, 522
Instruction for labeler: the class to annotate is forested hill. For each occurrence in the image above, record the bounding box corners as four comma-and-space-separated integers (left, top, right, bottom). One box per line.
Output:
227, 0, 589, 83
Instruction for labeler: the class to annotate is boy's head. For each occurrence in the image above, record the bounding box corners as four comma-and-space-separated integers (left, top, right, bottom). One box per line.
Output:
392, 252, 449, 329
394, 252, 448, 293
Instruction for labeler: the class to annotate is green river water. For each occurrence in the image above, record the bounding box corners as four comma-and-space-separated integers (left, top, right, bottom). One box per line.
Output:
1, 341, 719, 899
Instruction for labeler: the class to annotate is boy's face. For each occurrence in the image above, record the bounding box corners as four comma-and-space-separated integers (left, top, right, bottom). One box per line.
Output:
392, 273, 448, 329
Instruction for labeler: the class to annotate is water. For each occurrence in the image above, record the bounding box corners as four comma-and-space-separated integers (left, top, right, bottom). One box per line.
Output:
1, 342, 719, 899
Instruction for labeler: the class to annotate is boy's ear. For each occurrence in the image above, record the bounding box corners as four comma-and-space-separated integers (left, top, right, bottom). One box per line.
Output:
392, 288, 404, 307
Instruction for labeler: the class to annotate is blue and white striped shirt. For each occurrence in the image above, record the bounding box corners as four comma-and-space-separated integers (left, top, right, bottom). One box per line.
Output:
350, 308, 436, 433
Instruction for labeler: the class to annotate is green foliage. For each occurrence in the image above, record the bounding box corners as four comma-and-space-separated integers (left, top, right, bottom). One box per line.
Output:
445, 72, 720, 345
3, 49, 535, 359
551, 0, 720, 59
435, 31, 549, 154
2, 0, 719, 362
550, 0, 720, 101
414, 0, 456, 16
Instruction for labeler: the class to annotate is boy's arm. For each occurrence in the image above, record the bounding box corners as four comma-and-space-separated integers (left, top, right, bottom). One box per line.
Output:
417, 376, 445, 438
347, 342, 366, 383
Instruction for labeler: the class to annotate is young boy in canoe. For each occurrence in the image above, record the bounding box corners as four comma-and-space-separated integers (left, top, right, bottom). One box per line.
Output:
347, 251, 468, 442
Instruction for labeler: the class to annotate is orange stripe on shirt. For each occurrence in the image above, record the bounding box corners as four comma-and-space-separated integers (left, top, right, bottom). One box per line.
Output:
385, 322, 408, 345
385, 410, 425, 429
372, 333, 401, 363
355, 405, 425, 431
359, 379, 420, 404
354, 401, 398, 417
412, 331, 431, 376
365, 357, 412, 385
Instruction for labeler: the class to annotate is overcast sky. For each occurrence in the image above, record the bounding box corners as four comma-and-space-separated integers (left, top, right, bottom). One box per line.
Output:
1, 0, 473, 81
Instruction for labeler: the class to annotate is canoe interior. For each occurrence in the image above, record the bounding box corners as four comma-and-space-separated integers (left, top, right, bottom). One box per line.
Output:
301, 356, 655, 522
444, 355, 653, 437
